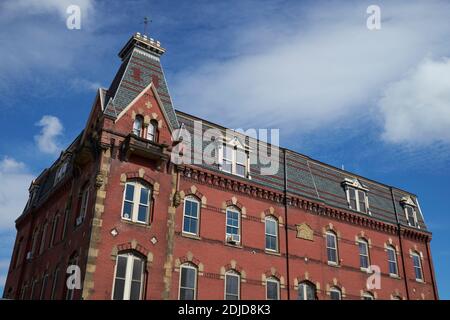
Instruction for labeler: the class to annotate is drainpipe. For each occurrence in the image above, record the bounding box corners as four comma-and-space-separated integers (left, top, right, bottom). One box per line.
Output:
390, 187, 410, 300
283, 148, 291, 300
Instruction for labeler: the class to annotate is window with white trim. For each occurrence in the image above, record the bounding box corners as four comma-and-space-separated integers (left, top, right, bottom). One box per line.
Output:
40, 273, 49, 300
329, 286, 342, 300
326, 231, 338, 264
362, 292, 374, 300
50, 267, 60, 300
121, 181, 152, 224
219, 143, 249, 178
133, 115, 143, 137
298, 281, 316, 300
112, 252, 145, 300
76, 185, 90, 226
54, 161, 68, 186
147, 120, 158, 142
50, 215, 59, 247
38, 222, 48, 255
266, 277, 280, 300
183, 196, 200, 235
179, 264, 197, 300
387, 246, 398, 276
358, 239, 370, 270
225, 271, 240, 300
225, 207, 241, 244
347, 187, 368, 213
265, 216, 278, 252
405, 205, 418, 228
412, 252, 423, 281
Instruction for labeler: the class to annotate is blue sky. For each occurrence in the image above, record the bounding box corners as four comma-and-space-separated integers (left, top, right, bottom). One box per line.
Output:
0, 0, 449, 298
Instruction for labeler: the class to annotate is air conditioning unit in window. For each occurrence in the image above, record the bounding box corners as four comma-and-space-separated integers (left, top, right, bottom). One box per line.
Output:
226, 234, 240, 245
26, 251, 32, 260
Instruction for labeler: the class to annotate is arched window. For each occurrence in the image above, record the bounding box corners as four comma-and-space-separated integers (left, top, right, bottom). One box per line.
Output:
179, 264, 197, 300
362, 291, 374, 300
133, 115, 143, 137
30, 228, 39, 258
183, 196, 200, 235
412, 252, 423, 281
224, 270, 240, 300
266, 277, 280, 300
112, 252, 146, 300
265, 216, 278, 252
76, 183, 90, 226
391, 295, 402, 300
225, 207, 241, 244
40, 273, 49, 300
387, 245, 398, 276
298, 281, 316, 300
147, 120, 158, 142
329, 286, 342, 300
122, 180, 152, 224
326, 231, 338, 264
357, 238, 370, 269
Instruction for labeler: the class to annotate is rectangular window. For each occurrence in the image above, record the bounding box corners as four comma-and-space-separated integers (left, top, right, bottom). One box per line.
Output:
112, 254, 144, 300
326, 232, 338, 264
226, 209, 240, 244
347, 187, 368, 213
406, 206, 417, 227
51, 268, 60, 300
265, 218, 278, 252
121, 182, 151, 224
225, 273, 240, 300
77, 187, 89, 225
220, 144, 248, 178
183, 198, 200, 235
358, 241, 370, 269
266, 279, 280, 300
40, 274, 48, 300
413, 254, 423, 281
387, 247, 398, 275
39, 224, 48, 255
179, 265, 197, 300
50, 216, 59, 247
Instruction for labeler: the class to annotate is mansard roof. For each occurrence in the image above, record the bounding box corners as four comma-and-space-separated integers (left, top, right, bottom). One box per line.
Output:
175, 110, 428, 231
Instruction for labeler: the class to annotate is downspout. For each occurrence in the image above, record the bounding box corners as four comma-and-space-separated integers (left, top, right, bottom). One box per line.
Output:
390, 187, 410, 300
283, 148, 291, 300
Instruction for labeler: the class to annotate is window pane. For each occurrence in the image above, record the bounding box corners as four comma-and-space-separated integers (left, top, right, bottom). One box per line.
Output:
185, 200, 198, 218
327, 234, 336, 249
125, 184, 135, 201
113, 279, 125, 300
130, 281, 141, 300
140, 187, 149, 205
265, 219, 276, 235
222, 160, 232, 173
224, 146, 233, 160
226, 274, 239, 295
122, 202, 133, 219
330, 289, 341, 300
181, 268, 195, 288
236, 149, 246, 164
306, 284, 315, 300
132, 259, 143, 281
267, 281, 279, 300
116, 256, 127, 278
266, 235, 277, 251
236, 164, 246, 176
180, 288, 194, 300
137, 205, 148, 223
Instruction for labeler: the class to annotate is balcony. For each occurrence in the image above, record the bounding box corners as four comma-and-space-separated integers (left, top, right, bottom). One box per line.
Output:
121, 134, 170, 169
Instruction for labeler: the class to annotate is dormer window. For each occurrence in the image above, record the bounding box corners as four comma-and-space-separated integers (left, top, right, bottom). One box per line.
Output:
218, 137, 249, 178
54, 161, 68, 186
342, 178, 369, 214
146, 120, 158, 142
401, 196, 419, 228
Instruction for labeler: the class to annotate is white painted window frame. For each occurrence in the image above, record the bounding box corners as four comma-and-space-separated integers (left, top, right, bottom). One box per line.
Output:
387, 246, 398, 276
182, 196, 200, 236
326, 231, 339, 265
346, 186, 369, 213
357, 239, 370, 270
264, 216, 278, 252
412, 252, 423, 282
225, 207, 241, 244
224, 270, 240, 300
218, 142, 249, 178
111, 253, 145, 300
266, 277, 280, 300
121, 181, 152, 224
178, 264, 197, 300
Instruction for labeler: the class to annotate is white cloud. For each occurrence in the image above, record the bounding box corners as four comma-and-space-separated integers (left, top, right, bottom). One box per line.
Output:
0, 157, 34, 230
172, 1, 450, 144
70, 78, 102, 92
379, 58, 450, 145
34, 115, 64, 154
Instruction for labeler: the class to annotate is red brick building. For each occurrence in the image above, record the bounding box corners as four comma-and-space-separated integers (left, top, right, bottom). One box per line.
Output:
3, 33, 438, 300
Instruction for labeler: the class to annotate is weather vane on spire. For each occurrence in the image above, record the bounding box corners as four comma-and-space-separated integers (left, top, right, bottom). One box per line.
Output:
143, 16, 152, 36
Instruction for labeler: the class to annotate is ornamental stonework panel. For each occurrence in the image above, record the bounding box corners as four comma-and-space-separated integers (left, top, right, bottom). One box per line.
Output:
296, 223, 314, 241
